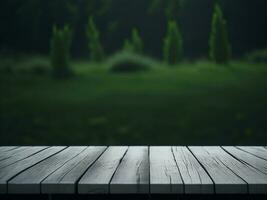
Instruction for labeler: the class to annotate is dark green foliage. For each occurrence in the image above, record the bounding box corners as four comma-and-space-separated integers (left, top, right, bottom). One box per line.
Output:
50, 25, 73, 78
123, 28, 144, 55
209, 4, 231, 64
246, 49, 267, 63
86, 17, 105, 62
109, 52, 153, 73
163, 21, 183, 65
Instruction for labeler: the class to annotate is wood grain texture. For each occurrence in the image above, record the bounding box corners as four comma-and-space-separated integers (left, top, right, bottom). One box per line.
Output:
189, 146, 247, 194
78, 146, 128, 194
0, 146, 65, 194
0, 147, 30, 161
110, 146, 149, 194
223, 146, 267, 175
172, 146, 214, 194
41, 146, 107, 194
0, 147, 18, 153
208, 147, 267, 194
237, 146, 267, 161
149, 146, 183, 194
8, 147, 86, 194
0, 146, 48, 169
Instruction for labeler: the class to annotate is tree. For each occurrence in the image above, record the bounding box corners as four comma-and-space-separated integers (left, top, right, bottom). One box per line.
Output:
163, 21, 183, 64
123, 28, 144, 54
86, 17, 105, 62
149, 0, 185, 20
209, 3, 231, 64
50, 25, 73, 78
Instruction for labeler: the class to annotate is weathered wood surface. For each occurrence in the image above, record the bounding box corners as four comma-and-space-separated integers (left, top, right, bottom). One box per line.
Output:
79, 146, 128, 194
172, 147, 213, 194
110, 146, 149, 194
150, 146, 183, 194
0, 146, 266, 195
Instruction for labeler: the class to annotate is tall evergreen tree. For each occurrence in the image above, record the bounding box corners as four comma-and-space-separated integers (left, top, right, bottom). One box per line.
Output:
123, 28, 144, 54
50, 25, 73, 78
209, 3, 231, 64
163, 21, 183, 64
86, 17, 105, 62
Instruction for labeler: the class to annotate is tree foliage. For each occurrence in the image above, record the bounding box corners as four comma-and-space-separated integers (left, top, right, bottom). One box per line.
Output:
123, 28, 144, 54
50, 25, 73, 78
163, 21, 183, 64
86, 17, 105, 62
209, 3, 231, 64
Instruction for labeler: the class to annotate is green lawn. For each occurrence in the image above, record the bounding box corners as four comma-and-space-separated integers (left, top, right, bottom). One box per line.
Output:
1, 58, 267, 145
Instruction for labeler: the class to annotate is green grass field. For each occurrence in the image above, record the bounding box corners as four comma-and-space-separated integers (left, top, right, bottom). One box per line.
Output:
1, 57, 267, 145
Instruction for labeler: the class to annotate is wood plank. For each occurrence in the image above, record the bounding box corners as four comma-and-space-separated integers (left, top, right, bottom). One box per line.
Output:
78, 146, 128, 194
0, 146, 65, 194
8, 146, 86, 194
236, 146, 267, 160
172, 146, 214, 194
204, 147, 267, 194
110, 146, 149, 194
223, 146, 267, 175
0, 147, 30, 161
0, 147, 18, 153
0, 146, 49, 169
149, 146, 183, 194
41, 146, 107, 194
189, 146, 247, 194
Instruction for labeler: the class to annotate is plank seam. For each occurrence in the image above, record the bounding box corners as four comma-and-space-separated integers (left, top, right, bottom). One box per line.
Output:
0, 146, 50, 170
235, 146, 267, 162
108, 146, 129, 194
186, 146, 216, 194
74, 146, 109, 194
39, 147, 89, 194
219, 147, 249, 193
222, 147, 267, 175
171, 146, 185, 194
6, 146, 68, 194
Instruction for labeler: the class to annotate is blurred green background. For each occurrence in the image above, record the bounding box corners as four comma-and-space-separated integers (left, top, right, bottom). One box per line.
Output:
0, 0, 267, 145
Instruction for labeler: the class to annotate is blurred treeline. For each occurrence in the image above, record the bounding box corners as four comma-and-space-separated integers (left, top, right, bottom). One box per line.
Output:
0, 0, 266, 58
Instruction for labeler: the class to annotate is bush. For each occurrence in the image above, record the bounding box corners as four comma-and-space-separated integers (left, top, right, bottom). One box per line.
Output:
245, 49, 267, 63
163, 21, 183, 65
123, 28, 144, 55
50, 25, 73, 78
86, 17, 105, 62
109, 52, 154, 73
209, 4, 231, 64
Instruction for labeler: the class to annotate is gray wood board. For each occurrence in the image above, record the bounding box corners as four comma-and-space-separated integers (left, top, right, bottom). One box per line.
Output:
223, 146, 267, 175
78, 146, 128, 194
172, 146, 214, 194
204, 147, 267, 194
41, 146, 107, 194
149, 146, 183, 194
0, 147, 30, 161
0, 146, 48, 169
0, 146, 65, 194
8, 146, 86, 194
189, 146, 247, 194
237, 146, 267, 161
0, 147, 18, 153
110, 146, 149, 194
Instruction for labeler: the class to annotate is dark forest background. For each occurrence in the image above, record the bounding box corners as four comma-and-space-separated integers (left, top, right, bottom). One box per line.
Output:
0, 0, 266, 59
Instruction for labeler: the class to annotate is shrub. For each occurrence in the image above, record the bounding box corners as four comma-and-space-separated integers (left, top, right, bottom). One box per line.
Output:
245, 49, 267, 63
209, 4, 231, 64
163, 21, 183, 65
50, 25, 73, 78
109, 52, 154, 73
86, 17, 105, 62
123, 28, 144, 55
